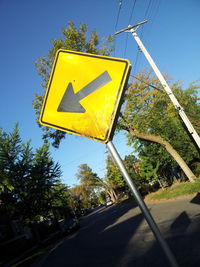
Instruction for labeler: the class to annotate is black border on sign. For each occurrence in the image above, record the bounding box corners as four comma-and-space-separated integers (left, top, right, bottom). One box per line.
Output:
108, 65, 131, 143
40, 49, 131, 143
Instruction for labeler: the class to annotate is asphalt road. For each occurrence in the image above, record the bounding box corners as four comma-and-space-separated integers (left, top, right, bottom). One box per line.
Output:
35, 195, 200, 267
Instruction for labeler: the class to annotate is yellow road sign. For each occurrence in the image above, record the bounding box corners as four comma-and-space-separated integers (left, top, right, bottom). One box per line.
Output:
39, 49, 131, 143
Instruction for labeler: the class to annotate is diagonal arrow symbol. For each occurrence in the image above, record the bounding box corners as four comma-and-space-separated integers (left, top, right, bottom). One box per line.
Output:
57, 71, 112, 113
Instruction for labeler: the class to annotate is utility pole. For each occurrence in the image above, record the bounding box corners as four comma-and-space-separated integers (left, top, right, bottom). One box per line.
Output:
115, 20, 200, 150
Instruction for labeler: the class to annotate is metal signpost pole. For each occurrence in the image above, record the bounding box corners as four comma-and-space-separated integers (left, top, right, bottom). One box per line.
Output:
115, 21, 200, 151
106, 140, 178, 267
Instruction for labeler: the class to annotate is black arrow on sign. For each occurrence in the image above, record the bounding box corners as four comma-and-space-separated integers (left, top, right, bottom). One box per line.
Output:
57, 71, 112, 113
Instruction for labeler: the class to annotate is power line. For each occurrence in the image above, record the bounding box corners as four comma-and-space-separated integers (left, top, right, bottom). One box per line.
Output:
130, 74, 163, 92
139, 0, 152, 42
145, 0, 152, 17
144, 0, 161, 39
128, 0, 137, 24
132, 0, 153, 75
63, 146, 106, 167
114, 0, 123, 56
123, 0, 137, 58
115, 0, 123, 31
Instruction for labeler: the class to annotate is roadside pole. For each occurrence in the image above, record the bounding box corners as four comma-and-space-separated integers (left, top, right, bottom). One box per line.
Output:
115, 21, 200, 151
107, 140, 179, 267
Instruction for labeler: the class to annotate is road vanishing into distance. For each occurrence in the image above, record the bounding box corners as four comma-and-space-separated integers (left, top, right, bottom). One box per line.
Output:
36, 196, 200, 267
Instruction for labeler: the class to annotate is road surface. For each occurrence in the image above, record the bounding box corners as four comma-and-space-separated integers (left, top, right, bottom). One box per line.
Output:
35, 195, 200, 267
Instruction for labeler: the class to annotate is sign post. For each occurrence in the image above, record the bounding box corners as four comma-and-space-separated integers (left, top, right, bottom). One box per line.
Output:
107, 141, 178, 267
39, 49, 178, 267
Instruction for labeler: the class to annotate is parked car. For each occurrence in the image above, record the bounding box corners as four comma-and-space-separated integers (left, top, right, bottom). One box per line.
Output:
105, 200, 113, 207
62, 218, 80, 233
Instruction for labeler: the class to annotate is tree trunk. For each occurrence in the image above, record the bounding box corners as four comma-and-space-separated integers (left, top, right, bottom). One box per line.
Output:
122, 125, 196, 182
112, 189, 118, 201
157, 178, 164, 189
107, 189, 118, 202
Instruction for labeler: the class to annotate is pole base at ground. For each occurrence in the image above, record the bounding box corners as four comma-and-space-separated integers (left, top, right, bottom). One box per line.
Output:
106, 140, 179, 267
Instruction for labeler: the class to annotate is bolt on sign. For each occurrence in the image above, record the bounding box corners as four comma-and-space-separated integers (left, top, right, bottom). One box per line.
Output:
39, 49, 131, 143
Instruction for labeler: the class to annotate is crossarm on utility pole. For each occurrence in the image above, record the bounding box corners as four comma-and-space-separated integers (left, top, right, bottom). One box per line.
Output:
115, 20, 148, 35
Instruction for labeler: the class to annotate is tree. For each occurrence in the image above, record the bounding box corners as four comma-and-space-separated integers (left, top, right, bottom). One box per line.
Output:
75, 163, 119, 203
75, 164, 100, 208
0, 125, 69, 224
70, 184, 87, 210
33, 21, 113, 148
123, 155, 149, 194
105, 154, 149, 196
49, 183, 71, 221
23, 143, 62, 223
118, 71, 200, 182
105, 155, 125, 189
76, 164, 99, 184
0, 124, 25, 213
0, 126, 21, 192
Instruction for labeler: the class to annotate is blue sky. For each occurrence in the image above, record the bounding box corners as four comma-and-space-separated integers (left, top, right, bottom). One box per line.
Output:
0, 0, 200, 187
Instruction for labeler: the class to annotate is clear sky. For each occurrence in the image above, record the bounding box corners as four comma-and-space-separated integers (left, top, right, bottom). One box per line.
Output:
0, 0, 200, 187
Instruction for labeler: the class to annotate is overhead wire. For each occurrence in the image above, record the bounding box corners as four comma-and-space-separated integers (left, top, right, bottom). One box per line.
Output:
62, 132, 133, 184
144, 0, 161, 39
132, 0, 153, 77
113, 0, 123, 56
63, 132, 132, 168
63, 146, 107, 166
115, 0, 123, 31
123, 0, 137, 58
130, 74, 163, 92
140, 0, 152, 40
113, 0, 159, 74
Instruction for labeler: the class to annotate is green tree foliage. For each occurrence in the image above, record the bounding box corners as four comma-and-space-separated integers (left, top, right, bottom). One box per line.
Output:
75, 163, 120, 205
70, 184, 87, 210
20, 144, 62, 222
123, 155, 148, 193
106, 155, 125, 188
97, 190, 106, 204
118, 71, 200, 183
105, 154, 148, 196
76, 164, 99, 185
0, 126, 21, 192
49, 184, 71, 220
33, 21, 113, 148
73, 154, 158, 203
75, 164, 100, 208
0, 125, 69, 223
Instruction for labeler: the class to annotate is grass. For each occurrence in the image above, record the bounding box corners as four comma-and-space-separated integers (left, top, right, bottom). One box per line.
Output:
11, 245, 53, 267
11, 235, 63, 267
12, 250, 44, 267
146, 179, 200, 201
